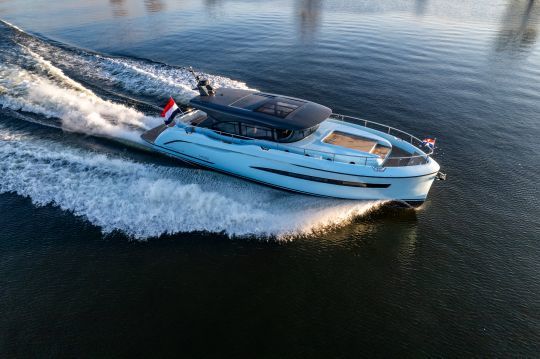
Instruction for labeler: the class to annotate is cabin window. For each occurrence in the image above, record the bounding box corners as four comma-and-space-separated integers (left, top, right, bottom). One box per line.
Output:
255, 99, 305, 118
241, 124, 274, 140
276, 125, 319, 143
302, 126, 318, 138
275, 129, 294, 142
212, 122, 240, 136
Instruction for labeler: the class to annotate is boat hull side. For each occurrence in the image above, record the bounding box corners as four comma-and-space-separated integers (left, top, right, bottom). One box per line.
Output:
146, 129, 439, 202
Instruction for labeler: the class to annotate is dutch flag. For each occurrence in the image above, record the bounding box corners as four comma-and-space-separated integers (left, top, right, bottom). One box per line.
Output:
422, 138, 436, 150
161, 97, 180, 126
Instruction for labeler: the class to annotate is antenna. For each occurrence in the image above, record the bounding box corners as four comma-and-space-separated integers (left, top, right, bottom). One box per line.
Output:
188, 66, 215, 97
188, 66, 200, 81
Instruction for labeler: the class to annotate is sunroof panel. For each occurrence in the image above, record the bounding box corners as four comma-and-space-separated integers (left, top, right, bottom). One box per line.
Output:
230, 93, 273, 109
255, 98, 306, 118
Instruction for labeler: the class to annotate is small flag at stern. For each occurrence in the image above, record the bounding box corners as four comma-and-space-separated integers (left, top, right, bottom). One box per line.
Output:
161, 97, 180, 126
422, 138, 436, 150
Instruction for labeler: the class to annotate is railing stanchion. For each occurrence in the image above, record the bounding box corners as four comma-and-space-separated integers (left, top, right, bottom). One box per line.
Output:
204, 113, 431, 168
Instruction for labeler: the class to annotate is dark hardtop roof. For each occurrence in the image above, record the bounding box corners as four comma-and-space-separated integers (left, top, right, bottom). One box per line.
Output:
189, 88, 332, 130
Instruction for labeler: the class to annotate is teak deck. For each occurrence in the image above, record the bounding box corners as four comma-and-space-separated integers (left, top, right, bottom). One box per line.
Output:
323, 131, 377, 152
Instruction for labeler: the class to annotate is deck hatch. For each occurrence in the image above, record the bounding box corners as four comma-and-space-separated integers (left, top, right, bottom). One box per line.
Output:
230, 93, 273, 109
255, 98, 306, 118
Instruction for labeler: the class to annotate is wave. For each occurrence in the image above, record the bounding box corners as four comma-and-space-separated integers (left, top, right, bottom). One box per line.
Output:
0, 20, 382, 239
0, 126, 381, 239
0, 19, 24, 33
0, 19, 251, 103
0, 63, 161, 143
0, 22, 230, 143
0, 19, 250, 142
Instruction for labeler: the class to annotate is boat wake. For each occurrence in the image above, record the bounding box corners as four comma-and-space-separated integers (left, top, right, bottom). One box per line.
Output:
0, 20, 382, 240
0, 19, 249, 143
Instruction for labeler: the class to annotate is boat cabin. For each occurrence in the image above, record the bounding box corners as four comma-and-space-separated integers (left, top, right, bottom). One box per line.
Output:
186, 88, 332, 143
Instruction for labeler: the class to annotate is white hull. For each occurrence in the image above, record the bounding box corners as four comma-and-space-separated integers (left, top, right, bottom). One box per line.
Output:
142, 119, 440, 205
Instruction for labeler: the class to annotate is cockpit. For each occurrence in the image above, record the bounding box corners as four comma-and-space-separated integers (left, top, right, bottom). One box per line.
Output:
178, 108, 320, 143
182, 88, 332, 143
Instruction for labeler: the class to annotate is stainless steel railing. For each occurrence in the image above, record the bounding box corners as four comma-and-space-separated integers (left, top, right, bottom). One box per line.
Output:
183, 112, 433, 167
331, 114, 433, 148
329, 114, 434, 166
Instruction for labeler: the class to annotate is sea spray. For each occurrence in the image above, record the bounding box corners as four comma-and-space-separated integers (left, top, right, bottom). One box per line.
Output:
0, 64, 159, 143
0, 20, 382, 239
0, 127, 380, 239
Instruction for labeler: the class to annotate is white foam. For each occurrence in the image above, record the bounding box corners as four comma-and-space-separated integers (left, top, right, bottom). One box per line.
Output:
99, 56, 252, 101
0, 19, 24, 33
0, 21, 251, 141
0, 21, 381, 239
0, 128, 380, 239
0, 63, 162, 143
7, 25, 252, 102
21, 45, 94, 95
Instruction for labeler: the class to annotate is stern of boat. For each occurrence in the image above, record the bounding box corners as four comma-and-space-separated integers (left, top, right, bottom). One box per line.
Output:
141, 124, 168, 145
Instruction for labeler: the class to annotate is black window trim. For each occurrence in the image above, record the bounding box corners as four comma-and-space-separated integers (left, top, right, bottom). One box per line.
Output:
209, 120, 318, 143
251, 167, 391, 188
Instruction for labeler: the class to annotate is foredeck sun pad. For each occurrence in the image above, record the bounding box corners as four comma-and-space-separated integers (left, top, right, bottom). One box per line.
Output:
323, 131, 378, 153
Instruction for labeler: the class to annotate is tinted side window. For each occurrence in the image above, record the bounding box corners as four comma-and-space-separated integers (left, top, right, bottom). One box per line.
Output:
242, 124, 274, 140
275, 129, 294, 142
213, 122, 240, 135
277, 125, 319, 143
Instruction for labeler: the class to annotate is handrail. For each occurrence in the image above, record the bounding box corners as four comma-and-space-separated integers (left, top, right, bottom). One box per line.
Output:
182, 112, 433, 167
329, 114, 433, 166
329, 114, 434, 156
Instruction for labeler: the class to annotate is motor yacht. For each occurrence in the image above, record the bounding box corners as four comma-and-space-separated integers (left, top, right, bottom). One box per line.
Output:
141, 74, 445, 206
